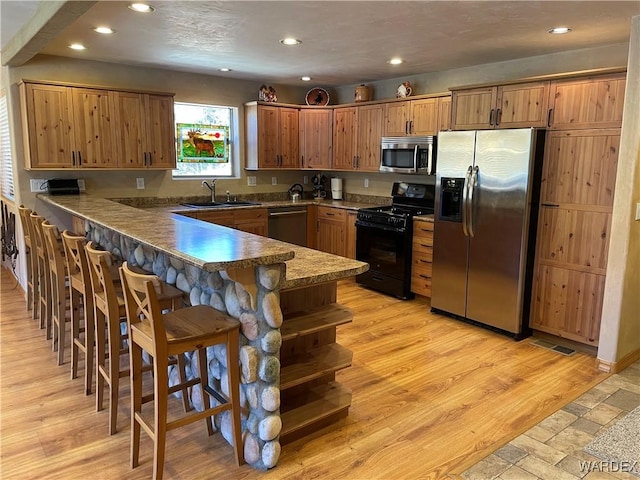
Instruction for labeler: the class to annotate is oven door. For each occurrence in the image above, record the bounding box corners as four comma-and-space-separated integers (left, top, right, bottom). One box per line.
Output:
355, 222, 414, 299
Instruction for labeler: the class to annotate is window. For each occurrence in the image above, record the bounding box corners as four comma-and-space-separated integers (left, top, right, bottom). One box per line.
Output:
172, 102, 237, 178
0, 92, 14, 200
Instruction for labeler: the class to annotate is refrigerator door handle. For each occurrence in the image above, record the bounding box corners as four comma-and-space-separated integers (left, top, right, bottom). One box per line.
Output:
462, 166, 473, 237
468, 166, 479, 237
427, 143, 433, 174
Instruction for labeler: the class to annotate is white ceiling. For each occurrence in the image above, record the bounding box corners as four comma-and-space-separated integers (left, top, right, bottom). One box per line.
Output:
2, 1, 639, 87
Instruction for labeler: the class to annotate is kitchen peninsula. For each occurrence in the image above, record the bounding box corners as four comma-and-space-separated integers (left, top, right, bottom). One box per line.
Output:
39, 194, 368, 471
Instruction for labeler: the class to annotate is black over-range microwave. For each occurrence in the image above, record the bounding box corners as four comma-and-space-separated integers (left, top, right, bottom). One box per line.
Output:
380, 136, 436, 175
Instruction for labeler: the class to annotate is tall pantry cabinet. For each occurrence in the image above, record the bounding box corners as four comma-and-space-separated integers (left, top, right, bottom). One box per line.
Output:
530, 73, 626, 346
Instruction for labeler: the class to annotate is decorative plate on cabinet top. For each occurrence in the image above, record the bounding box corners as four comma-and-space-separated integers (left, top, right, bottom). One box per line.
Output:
396, 82, 413, 98
305, 87, 330, 106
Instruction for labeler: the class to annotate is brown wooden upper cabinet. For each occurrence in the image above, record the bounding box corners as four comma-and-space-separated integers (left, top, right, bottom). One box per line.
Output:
299, 109, 333, 169
245, 103, 300, 170
112, 92, 176, 169
451, 82, 550, 130
438, 96, 452, 132
333, 104, 384, 172
21, 83, 115, 169
547, 73, 626, 130
21, 81, 176, 170
384, 96, 450, 136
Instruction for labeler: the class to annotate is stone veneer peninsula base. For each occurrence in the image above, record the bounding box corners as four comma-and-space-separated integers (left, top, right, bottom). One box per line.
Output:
38, 194, 367, 471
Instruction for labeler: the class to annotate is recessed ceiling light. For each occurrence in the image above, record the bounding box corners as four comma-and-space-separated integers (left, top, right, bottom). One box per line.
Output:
93, 26, 115, 34
301, 76, 312, 82
388, 57, 403, 65
219, 68, 232, 72
548, 26, 572, 34
69, 43, 86, 50
280, 38, 302, 46
128, 3, 155, 13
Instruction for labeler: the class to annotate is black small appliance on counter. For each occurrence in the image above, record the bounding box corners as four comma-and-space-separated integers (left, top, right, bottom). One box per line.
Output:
355, 181, 435, 299
47, 178, 80, 195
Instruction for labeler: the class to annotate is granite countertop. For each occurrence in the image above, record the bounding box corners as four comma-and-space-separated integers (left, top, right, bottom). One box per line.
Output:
414, 214, 435, 223
39, 194, 369, 286
141, 198, 376, 215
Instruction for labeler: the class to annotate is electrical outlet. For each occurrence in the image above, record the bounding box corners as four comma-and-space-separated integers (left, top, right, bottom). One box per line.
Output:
303, 175, 309, 185
247, 176, 257, 186
271, 176, 277, 185
30, 179, 47, 192
77, 179, 86, 191
136, 178, 145, 189
364, 178, 369, 188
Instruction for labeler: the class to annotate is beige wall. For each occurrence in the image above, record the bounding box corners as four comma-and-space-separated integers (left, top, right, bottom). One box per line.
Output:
599, 16, 640, 365
333, 42, 629, 102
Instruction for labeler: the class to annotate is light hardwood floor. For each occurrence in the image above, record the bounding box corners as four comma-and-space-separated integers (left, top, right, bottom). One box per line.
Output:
0, 268, 608, 479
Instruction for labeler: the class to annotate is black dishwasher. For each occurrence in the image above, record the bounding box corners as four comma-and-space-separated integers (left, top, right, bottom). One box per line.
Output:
267, 207, 307, 247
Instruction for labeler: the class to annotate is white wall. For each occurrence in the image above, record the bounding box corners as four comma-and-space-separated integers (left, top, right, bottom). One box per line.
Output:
598, 16, 640, 365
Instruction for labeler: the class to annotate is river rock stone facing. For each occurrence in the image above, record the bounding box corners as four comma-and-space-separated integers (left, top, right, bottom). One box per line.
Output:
86, 222, 286, 470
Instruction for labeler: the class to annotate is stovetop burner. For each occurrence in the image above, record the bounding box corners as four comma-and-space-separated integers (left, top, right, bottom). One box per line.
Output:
356, 182, 435, 230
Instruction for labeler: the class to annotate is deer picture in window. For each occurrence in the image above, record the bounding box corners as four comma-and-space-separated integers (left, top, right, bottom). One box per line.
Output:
187, 129, 215, 157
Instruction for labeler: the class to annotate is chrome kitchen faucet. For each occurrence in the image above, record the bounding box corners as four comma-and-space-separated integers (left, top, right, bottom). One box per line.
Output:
202, 179, 216, 202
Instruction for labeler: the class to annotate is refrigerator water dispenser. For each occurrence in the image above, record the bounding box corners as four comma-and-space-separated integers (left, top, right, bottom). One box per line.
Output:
439, 177, 464, 222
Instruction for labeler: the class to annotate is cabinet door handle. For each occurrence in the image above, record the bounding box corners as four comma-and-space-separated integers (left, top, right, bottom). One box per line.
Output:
78, 151, 82, 166
148, 152, 152, 166
495, 109, 501, 126
356, 156, 360, 169
352, 156, 356, 168
326, 212, 335, 216
418, 274, 430, 280
405, 121, 409, 134
541, 202, 560, 208
489, 109, 495, 126
301, 155, 304, 167
72, 151, 76, 166
409, 120, 414, 133
420, 243, 431, 248
547, 108, 553, 127
418, 259, 431, 264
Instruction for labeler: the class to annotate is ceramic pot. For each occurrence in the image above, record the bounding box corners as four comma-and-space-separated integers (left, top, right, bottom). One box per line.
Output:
354, 84, 372, 103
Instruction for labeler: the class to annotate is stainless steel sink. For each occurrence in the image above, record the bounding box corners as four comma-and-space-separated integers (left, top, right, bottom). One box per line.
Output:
181, 201, 260, 208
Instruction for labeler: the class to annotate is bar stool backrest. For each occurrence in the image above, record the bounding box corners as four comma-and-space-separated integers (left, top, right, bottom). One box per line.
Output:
17, 205, 33, 248
61, 231, 90, 291
85, 241, 119, 315
41, 221, 65, 278
119, 262, 167, 351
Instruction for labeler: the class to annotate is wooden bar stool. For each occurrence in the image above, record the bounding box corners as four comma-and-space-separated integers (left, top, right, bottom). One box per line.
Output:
86, 243, 191, 435
30, 212, 52, 338
62, 231, 95, 394
119, 262, 244, 480
17, 206, 36, 314
42, 220, 71, 366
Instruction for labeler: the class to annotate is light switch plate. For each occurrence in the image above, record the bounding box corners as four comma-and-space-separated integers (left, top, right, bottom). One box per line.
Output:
271, 176, 277, 185
136, 178, 145, 189
77, 179, 86, 191
364, 178, 369, 188
303, 175, 309, 184
636, 202, 640, 221
247, 176, 256, 186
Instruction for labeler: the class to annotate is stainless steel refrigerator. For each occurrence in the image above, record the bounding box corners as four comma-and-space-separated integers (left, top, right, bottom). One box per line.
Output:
431, 128, 544, 338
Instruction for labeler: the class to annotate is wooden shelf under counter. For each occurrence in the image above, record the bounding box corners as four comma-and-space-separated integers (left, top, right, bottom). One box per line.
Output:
279, 283, 354, 445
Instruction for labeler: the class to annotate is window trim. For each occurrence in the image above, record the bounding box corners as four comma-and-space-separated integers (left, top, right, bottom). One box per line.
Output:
0, 91, 15, 202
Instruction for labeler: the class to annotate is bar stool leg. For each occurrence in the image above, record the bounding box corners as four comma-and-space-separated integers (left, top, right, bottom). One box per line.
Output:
197, 348, 214, 436
131, 341, 143, 469
70, 287, 82, 378
226, 329, 243, 466
153, 354, 169, 480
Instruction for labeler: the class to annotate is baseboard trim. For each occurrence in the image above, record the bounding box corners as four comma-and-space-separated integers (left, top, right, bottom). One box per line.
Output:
596, 348, 640, 373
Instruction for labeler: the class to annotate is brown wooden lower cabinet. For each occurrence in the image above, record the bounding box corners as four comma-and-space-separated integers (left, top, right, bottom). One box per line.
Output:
278, 282, 353, 444
188, 208, 267, 236
411, 219, 433, 297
